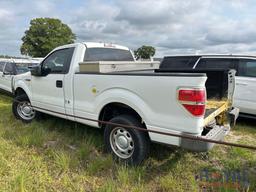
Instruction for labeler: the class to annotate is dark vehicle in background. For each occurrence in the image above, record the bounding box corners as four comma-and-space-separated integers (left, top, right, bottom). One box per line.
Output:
0, 61, 30, 93
160, 55, 256, 118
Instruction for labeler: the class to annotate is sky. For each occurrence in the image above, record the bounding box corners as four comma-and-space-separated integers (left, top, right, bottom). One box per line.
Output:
1, 0, 256, 57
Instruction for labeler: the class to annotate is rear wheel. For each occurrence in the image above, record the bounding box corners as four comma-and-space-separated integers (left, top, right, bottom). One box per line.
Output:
12, 94, 36, 123
104, 115, 150, 165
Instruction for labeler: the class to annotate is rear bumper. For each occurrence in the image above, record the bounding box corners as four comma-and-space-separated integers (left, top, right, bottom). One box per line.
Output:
180, 107, 239, 152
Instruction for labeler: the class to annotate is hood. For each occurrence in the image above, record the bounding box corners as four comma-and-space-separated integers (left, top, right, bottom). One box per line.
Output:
14, 71, 31, 81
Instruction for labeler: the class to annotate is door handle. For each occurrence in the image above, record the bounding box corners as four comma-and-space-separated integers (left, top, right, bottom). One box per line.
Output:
56, 80, 63, 88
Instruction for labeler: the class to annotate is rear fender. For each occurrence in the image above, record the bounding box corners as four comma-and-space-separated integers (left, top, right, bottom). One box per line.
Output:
95, 88, 151, 125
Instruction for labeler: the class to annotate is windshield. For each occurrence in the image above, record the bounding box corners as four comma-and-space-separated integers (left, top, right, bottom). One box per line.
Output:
84, 48, 134, 61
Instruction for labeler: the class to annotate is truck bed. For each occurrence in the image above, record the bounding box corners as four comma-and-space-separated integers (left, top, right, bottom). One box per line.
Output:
76, 68, 234, 128
74, 70, 208, 135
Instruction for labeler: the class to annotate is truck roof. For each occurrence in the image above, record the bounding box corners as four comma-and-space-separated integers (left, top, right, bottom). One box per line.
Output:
54, 42, 130, 51
83, 42, 130, 50
164, 54, 256, 59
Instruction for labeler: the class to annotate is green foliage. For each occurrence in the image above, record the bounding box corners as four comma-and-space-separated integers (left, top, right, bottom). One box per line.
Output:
53, 150, 71, 172
134, 45, 156, 60
20, 17, 76, 57
87, 155, 113, 175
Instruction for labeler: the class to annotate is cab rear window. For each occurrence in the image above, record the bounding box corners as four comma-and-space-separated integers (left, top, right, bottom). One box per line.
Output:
84, 48, 134, 61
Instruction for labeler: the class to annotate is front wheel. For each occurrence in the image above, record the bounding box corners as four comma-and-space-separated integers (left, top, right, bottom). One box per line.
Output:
12, 94, 36, 123
104, 115, 150, 165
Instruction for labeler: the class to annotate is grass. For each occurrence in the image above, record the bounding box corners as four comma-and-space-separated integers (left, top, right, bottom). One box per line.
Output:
0, 93, 255, 191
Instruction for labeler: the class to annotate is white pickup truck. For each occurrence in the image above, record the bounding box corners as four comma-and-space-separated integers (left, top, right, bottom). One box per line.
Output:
0, 61, 30, 94
12, 42, 238, 165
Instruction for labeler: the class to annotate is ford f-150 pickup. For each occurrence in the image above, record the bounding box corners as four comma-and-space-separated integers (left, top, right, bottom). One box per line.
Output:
12, 42, 239, 165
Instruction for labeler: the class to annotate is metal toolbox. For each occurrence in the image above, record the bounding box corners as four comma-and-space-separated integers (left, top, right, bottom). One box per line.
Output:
79, 61, 160, 73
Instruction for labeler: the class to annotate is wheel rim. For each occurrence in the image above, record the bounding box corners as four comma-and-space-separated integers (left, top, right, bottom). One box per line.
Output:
17, 101, 35, 120
110, 127, 134, 159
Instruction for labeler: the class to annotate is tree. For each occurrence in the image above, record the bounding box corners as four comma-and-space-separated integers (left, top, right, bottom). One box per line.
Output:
20, 18, 76, 57
134, 45, 156, 60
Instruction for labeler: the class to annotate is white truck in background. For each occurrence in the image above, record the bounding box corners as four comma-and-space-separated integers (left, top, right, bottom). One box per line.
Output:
0, 58, 41, 94
12, 42, 238, 165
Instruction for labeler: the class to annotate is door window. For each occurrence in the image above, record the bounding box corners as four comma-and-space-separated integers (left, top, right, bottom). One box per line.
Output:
41, 47, 74, 74
4, 63, 15, 74
238, 59, 256, 77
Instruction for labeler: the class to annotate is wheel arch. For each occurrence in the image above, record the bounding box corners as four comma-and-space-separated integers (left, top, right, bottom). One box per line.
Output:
14, 87, 31, 101
98, 102, 147, 129
15, 87, 26, 96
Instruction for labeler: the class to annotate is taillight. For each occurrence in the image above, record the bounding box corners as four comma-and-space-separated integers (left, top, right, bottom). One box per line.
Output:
178, 89, 206, 117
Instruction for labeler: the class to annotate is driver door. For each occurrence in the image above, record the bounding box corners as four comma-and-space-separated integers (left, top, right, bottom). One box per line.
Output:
31, 48, 74, 116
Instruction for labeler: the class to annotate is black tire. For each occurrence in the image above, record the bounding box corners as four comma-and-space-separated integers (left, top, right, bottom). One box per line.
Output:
12, 94, 37, 123
104, 115, 150, 165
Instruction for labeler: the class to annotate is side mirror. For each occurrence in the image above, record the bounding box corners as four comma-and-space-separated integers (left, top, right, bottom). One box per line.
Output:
30, 65, 51, 76
41, 68, 51, 76
30, 65, 42, 76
